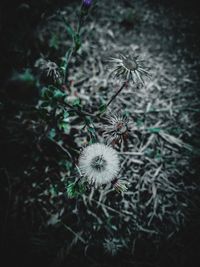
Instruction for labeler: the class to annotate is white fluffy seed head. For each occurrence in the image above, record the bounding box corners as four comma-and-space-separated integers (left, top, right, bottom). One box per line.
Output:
78, 143, 120, 186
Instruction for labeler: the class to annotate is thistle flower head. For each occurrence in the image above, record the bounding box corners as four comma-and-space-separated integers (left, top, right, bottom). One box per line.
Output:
78, 143, 120, 186
108, 54, 150, 85
103, 114, 130, 144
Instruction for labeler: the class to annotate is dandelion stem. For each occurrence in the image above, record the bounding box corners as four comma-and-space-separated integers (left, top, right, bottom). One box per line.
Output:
105, 80, 129, 109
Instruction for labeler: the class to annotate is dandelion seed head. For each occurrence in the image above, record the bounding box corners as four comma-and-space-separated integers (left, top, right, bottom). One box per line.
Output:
42, 61, 60, 79
108, 54, 150, 85
123, 58, 138, 71
90, 155, 107, 171
103, 114, 130, 144
112, 178, 129, 193
103, 238, 122, 256
35, 58, 61, 83
78, 143, 120, 186
45, 61, 58, 70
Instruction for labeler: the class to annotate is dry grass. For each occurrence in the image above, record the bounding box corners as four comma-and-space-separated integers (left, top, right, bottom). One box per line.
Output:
29, 0, 200, 261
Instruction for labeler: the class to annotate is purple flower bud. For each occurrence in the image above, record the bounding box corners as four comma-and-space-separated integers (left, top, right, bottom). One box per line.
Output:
83, 0, 92, 7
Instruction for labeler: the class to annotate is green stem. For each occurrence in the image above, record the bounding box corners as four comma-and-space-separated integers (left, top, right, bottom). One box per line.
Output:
65, 102, 95, 117
63, 15, 81, 83
64, 47, 74, 84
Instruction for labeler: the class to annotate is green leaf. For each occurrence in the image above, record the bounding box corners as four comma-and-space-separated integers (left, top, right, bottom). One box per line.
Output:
48, 128, 56, 139
58, 121, 70, 133
50, 185, 59, 197
85, 116, 93, 125
99, 104, 107, 114
88, 127, 96, 137
39, 101, 49, 108
123, 110, 130, 117
65, 23, 75, 38
49, 34, 59, 50
54, 89, 65, 99
74, 33, 81, 51
63, 110, 69, 118
148, 127, 161, 133
41, 88, 53, 99
72, 98, 81, 107
59, 160, 72, 170
144, 148, 154, 157
13, 69, 35, 85
136, 118, 144, 127
155, 150, 162, 160
66, 182, 86, 198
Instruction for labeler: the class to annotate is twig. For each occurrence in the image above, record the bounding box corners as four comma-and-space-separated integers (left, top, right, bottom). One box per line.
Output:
48, 137, 76, 160
61, 222, 86, 244
84, 196, 132, 216
118, 152, 144, 156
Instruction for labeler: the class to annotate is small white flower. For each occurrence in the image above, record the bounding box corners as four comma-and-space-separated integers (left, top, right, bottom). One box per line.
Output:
78, 143, 120, 186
